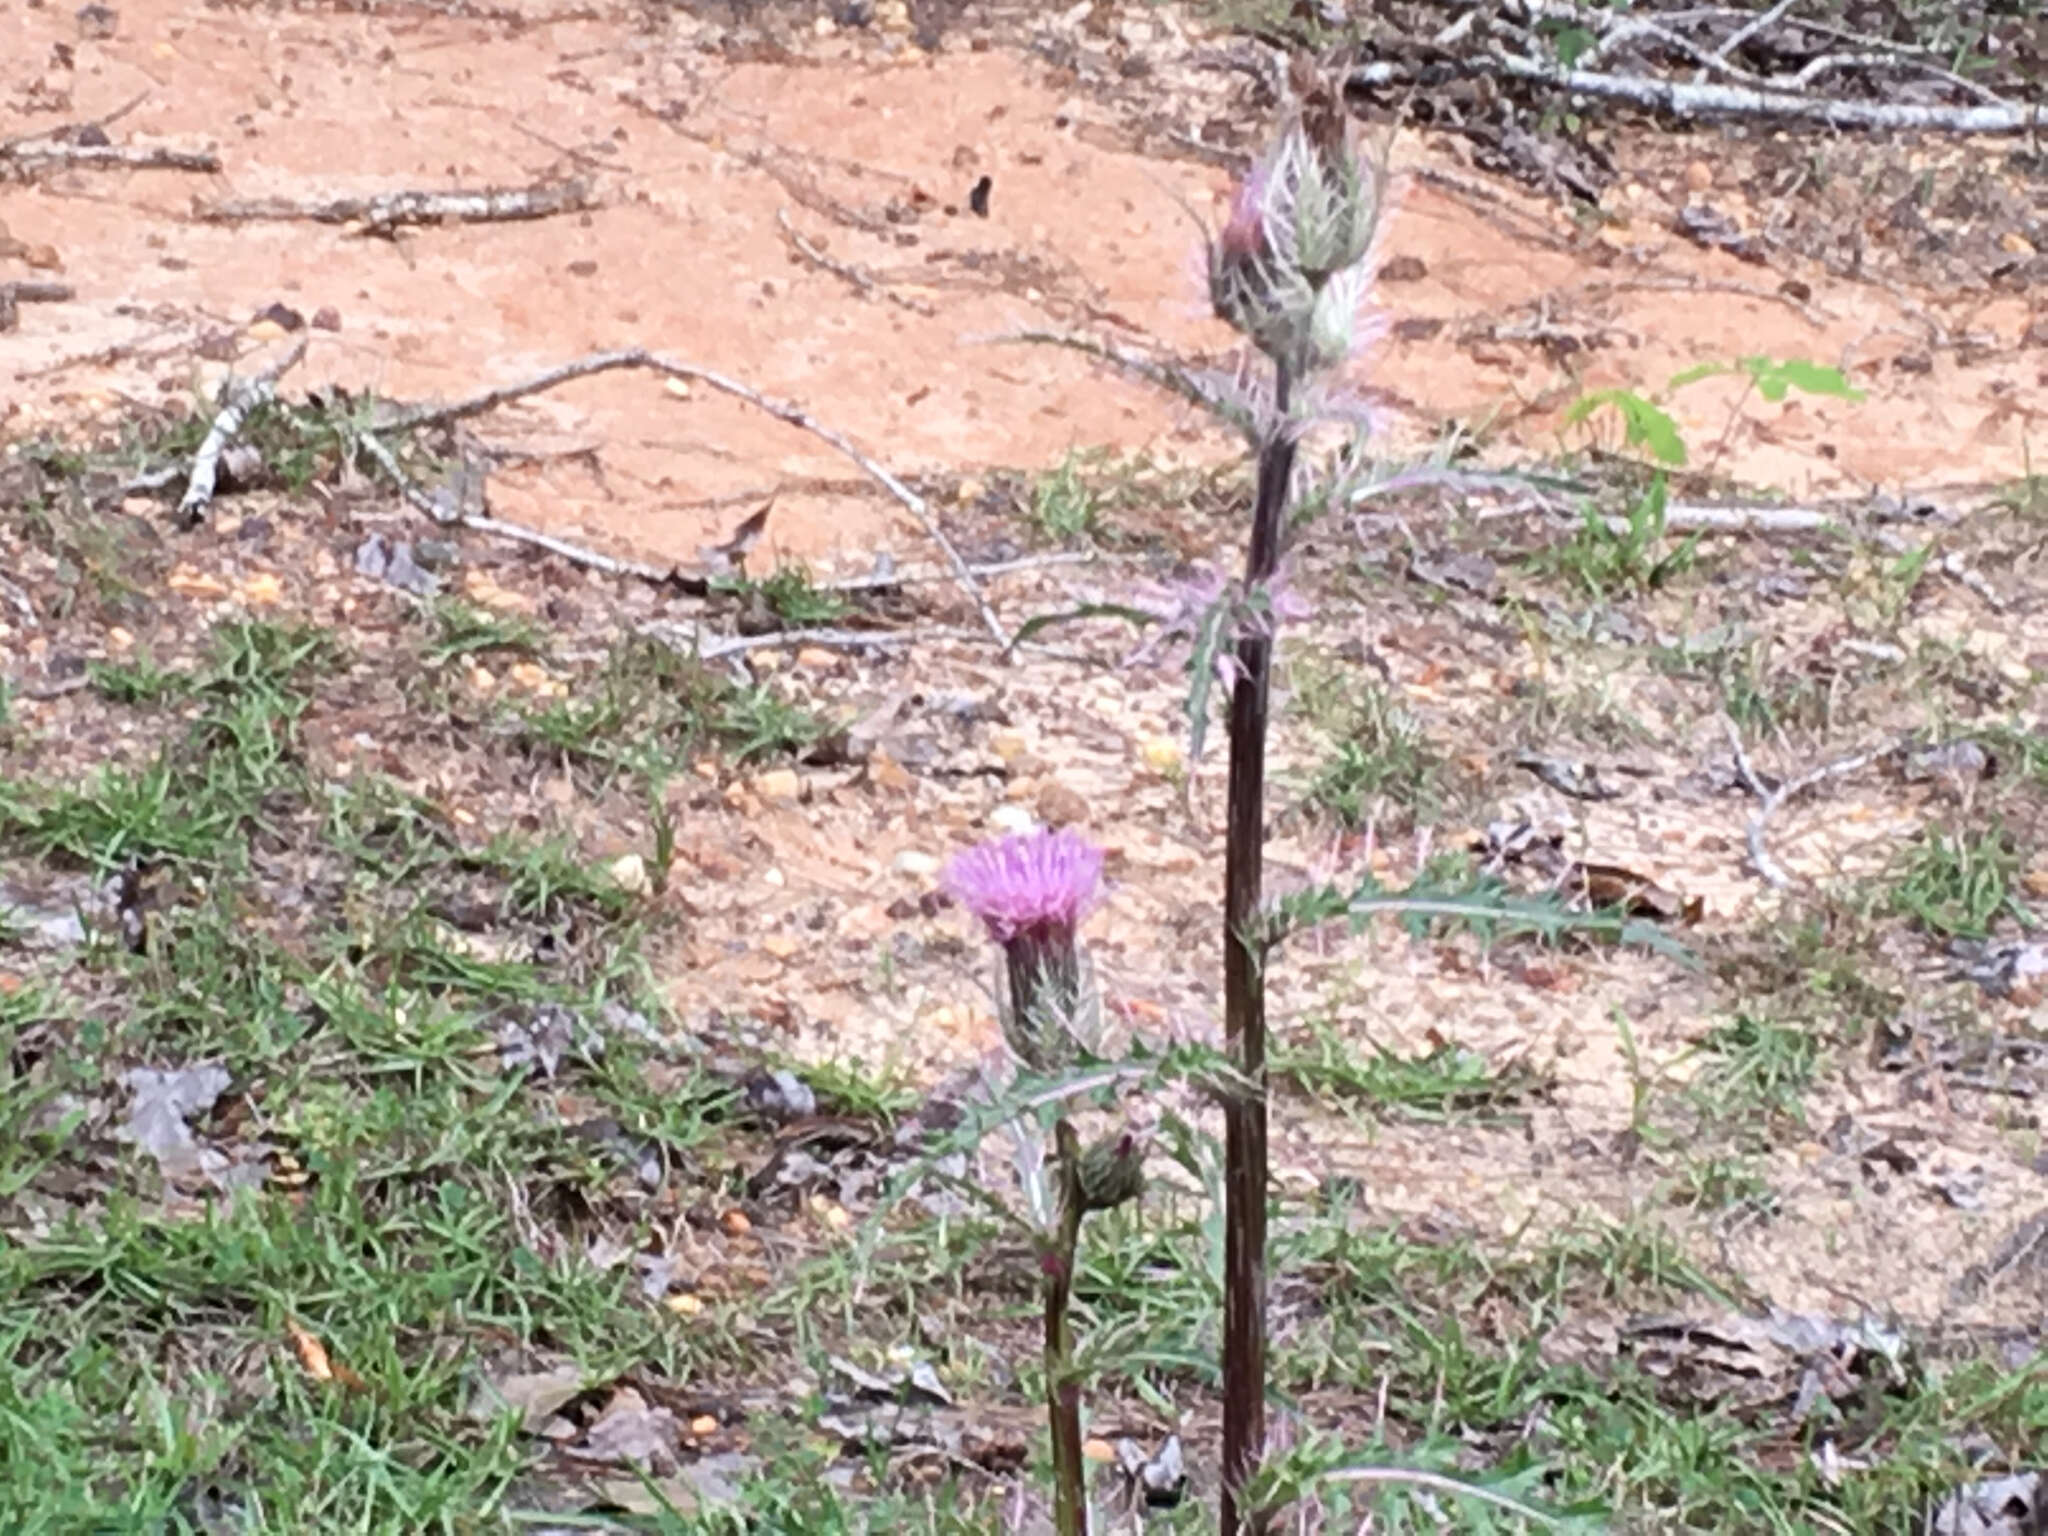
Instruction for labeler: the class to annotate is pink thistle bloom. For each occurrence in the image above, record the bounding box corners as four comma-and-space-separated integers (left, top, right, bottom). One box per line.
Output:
944, 828, 1103, 947
945, 829, 1104, 1069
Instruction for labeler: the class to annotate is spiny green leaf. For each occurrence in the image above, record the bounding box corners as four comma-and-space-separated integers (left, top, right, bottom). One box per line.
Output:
1261, 874, 1697, 968
1007, 602, 1157, 653
1666, 360, 1731, 391
1184, 597, 1230, 766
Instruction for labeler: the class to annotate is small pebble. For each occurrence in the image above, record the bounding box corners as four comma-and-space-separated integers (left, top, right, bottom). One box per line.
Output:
753, 767, 801, 801
607, 853, 650, 896
988, 803, 1034, 836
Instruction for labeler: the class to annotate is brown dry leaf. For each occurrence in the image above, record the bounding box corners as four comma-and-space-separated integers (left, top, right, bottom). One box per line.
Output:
1569, 862, 1703, 924
117, 1063, 231, 1177
570, 1386, 681, 1472
468, 1361, 588, 1432
285, 1320, 363, 1389
588, 1453, 754, 1516
287, 1321, 333, 1382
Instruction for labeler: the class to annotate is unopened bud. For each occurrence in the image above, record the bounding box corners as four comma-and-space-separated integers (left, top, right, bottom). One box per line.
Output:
1074, 1131, 1146, 1214
1206, 105, 1388, 377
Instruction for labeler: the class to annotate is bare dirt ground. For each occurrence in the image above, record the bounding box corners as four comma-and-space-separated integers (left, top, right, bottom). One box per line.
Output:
4, 0, 2046, 1527
6, 0, 2045, 560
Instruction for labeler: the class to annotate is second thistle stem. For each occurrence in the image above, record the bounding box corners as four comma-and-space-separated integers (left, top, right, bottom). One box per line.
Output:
1044, 1118, 1088, 1536
1220, 361, 1296, 1536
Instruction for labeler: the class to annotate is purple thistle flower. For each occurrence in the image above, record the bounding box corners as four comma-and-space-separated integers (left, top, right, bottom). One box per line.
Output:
945, 829, 1104, 1070
944, 828, 1103, 946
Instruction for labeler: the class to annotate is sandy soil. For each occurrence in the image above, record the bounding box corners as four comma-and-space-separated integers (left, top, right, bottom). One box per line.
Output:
6, 0, 2045, 574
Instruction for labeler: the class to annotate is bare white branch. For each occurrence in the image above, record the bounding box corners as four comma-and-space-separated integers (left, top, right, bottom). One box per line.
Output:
177, 338, 309, 525
198, 180, 593, 234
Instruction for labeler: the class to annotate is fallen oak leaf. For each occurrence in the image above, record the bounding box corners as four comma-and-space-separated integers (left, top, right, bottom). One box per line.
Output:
117, 1063, 231, 1177
468, 1361, 588, 1432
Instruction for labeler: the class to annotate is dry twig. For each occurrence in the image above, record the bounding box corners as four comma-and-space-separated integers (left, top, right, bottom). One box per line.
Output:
354, 428, 715, 589
1, 140, 219, 174
373, 349, 1011, 646
1608, 502, 1839, 537
1464, 54, 2041, 135
1724, 718, 1894, 889
1939, 552, 2004, 612
198, 180, 593, 235
775, 207, 933, 316
824, 550, 1099, 593
0, 573, 37, 630
0, 281, 74, 334
177, 338, 309, 525
651, 621, 981, 664
1702, 0, 1800, 72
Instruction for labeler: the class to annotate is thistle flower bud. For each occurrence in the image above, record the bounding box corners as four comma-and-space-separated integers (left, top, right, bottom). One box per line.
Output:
1206, 58, 1388, 378
1073, 1130, 1147, 1214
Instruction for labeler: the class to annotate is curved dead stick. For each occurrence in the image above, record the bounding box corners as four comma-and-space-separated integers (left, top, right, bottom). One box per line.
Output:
1723, 717, 1893, 889
374, 348, 1011, 648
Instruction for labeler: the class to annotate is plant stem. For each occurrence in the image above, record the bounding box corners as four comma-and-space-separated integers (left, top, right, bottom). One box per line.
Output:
1043, 1118, 1088, 1536
1220, 360, 1296, 1535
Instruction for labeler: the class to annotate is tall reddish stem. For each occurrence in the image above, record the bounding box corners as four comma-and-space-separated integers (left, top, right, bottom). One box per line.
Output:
1044, 1119, 1088, 1536
1220, 362, 1295, 1535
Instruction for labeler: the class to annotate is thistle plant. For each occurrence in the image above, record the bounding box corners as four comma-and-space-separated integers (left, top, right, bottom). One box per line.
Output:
973, 53, 1679, 1534
945, 828, 1144, 1536
1204, 56, 1389, 1534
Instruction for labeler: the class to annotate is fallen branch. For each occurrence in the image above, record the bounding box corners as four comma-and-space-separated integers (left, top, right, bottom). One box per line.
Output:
1410, 166, 1576, 252
1580, 274, 1831, 326
1, 141, 219, 173
1726, 719, 1895, 889
1, 281, 73, 304
17, 674, 90, 701
355, 427, 713, 589
823, 550, 1100, 593
1939, 551, 2004, 612
775, 206, 933, 316
197, 180, 593, 235
0, 573, 37, 630
1606, 502, 1839, 537
1701, 0, 1799, 73
1451, 53, 2043, 135
688, 623, 978, 663
357, 427, 1075, 604
372, 348, 1011, 647
0, 280, 74, 334
177, 338, 309, 525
